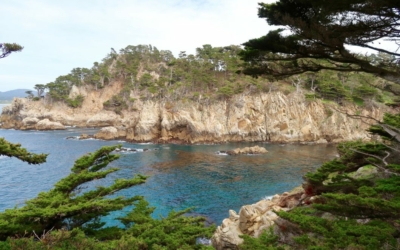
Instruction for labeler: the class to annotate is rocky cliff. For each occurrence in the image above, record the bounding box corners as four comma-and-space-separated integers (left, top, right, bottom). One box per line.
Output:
211, 187, 304, 250
0, 83, 389, 143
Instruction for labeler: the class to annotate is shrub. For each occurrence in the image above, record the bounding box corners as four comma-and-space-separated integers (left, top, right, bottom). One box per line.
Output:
66, 95, 84, 108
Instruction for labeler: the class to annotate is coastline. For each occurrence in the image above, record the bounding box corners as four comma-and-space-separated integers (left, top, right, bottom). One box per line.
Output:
1, 91, 389, 145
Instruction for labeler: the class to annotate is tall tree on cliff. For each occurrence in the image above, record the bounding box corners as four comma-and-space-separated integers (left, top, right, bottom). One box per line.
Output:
240, 0, 400, 89
0, 43, 23, 58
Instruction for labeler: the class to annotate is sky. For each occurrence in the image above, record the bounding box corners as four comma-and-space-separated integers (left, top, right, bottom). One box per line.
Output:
0, 0, 276, 92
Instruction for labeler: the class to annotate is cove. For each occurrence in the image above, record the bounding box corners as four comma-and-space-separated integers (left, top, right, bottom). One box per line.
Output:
0, 107, 337, 225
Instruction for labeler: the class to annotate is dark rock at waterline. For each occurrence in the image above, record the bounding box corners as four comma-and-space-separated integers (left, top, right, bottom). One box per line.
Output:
114, 147, 137, 152
79, 133, 94, 140
65, 136, 79, 140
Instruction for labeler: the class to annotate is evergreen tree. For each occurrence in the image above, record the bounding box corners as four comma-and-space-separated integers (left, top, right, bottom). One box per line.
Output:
240, 0, 400, 86
0, 43, 23, 59
0, 138, 47, 164
0, 144, 214, 249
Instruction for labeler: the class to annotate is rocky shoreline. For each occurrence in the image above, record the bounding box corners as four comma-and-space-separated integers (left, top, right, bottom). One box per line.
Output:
211, 186, 305, 249
211, 164, 380, 249
0, 86, 389, 144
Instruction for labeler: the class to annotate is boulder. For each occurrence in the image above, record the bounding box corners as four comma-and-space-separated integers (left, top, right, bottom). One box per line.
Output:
86, 112, 119, 127
36, 119, 65, 130
227, 145, 268, 155
94, 126, 119, 140
79, 133, 93, 140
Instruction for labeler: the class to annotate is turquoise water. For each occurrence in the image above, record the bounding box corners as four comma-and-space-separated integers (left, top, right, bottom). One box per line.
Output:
0, 104, 337, 225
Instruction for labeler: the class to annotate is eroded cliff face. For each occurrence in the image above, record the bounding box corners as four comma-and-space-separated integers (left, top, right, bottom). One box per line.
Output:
0, 83, 388, 143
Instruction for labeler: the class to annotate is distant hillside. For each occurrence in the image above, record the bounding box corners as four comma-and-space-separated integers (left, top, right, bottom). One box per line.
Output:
0, 89, 32, 103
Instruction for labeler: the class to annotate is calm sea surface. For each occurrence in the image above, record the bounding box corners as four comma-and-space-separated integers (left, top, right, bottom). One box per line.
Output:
0, 104, 337, 225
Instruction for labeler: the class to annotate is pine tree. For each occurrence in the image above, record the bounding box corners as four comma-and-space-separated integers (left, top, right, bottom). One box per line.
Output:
0, 138, 47, 164
0, 144, 214, 249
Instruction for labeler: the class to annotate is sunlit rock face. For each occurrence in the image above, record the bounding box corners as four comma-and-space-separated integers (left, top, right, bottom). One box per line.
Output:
1, 83, 388, 143
211, 188, 305, 250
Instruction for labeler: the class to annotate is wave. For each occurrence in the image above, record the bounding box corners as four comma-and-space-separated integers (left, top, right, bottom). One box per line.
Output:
196, 237, 211, 246
114, 147, 154, 153
263, 195, 274, 201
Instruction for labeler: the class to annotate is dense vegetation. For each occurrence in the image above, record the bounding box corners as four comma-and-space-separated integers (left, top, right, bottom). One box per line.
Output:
32, 43, 399, 110
240, 0, 400, 85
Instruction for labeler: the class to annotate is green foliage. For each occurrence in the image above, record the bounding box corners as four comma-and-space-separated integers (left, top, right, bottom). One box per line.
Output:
103, 92, 128, 114
0, 145, 147, 240
28, 42, 396, 107
34, 84, 46, 98
271, 113, 400, 248
0, 43, 23, 59
0, 138, 47, 164
217, 84, 235, 99
119, 200, 215, 249
0, 144, 214, 249
66, 95, 84, 108
278, 208, 397, 250
240, 0, 400, 87
46, 80, 70, 101
235, 1, 400, 249
240, 228, 283, 250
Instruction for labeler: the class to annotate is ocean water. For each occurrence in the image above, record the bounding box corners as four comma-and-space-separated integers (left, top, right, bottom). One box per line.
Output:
0, 104, 337, 225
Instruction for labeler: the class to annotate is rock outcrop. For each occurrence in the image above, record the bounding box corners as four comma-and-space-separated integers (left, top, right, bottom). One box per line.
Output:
0, 83, 391, 143
211, 187, 305, 250
79, 134, 92, 140
227, 145, 268, 155
211, 163, 383, 250
94, 126, 119, 140
35, 119, 65, 130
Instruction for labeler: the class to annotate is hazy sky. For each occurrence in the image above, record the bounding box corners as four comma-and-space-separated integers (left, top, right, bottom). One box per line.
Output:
0, 0, 275, 92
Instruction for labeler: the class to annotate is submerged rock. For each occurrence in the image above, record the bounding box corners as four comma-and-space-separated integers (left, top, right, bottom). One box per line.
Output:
79, 133, 93, 140
227, 145, 268, 155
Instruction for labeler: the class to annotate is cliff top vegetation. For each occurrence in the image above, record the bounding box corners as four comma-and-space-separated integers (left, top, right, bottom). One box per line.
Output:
30, 42, 399, 112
